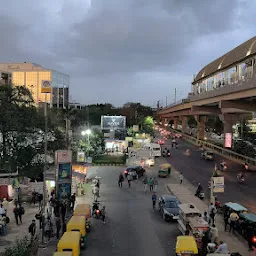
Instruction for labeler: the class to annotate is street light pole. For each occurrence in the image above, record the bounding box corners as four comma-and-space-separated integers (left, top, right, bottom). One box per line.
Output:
41, 94, 48, 244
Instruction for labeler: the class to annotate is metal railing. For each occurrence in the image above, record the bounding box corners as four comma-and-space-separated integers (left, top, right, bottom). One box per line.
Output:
171, 129, 256, 167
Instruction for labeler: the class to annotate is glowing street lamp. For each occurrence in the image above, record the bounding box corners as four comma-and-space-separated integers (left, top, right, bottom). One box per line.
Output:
81, 129, 92, 143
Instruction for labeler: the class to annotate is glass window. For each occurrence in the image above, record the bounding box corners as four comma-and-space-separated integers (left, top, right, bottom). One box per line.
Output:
164, 200, 179, 208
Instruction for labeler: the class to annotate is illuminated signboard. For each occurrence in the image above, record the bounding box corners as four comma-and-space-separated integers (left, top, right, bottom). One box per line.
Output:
224, 133, 232, 148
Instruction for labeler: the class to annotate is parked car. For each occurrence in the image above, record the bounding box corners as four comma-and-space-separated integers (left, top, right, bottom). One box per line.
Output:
124, 166, 145, 179
158, 195, 180, 221
201, 151, 215, 160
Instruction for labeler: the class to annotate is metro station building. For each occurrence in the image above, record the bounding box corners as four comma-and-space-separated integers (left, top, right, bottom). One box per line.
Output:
158, 37, 256, 146
0, 62, 69, 108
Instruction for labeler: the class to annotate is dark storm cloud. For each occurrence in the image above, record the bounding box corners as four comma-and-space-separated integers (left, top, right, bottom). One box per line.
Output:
0, 0, 254, 105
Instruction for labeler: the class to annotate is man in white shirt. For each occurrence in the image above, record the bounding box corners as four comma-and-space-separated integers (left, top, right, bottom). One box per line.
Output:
215, 241, 228, 254
93, 186, 99, 202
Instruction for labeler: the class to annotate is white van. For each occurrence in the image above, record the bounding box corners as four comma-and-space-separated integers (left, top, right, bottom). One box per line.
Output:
150, 143, 161, 157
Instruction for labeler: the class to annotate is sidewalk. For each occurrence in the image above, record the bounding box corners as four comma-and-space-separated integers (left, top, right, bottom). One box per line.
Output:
36, 183, 93, 256
150, 157, 255, 256
0, 202, 39, 253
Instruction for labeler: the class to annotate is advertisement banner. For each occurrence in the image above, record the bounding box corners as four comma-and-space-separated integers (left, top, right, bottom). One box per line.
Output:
133, 125, 139, 132
101, 116, 126, 130
55, 150, 72, 164
213, 176, 224, 193
77, 151, 85, 162
58, 163, 72, 180
57, 183, 71, 200
224, 133, 232, 148
41, 80, 52, 93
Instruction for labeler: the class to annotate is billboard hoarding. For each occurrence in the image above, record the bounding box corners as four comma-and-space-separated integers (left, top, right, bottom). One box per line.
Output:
133, 125, 139, 132
77, 151, 85, 162
57, 183, 71, 200
41, 80, 52, 93
55, 150, 72, 164
213, 176, 224, 193
58, 163, 72, 180
101, 116, 126, 130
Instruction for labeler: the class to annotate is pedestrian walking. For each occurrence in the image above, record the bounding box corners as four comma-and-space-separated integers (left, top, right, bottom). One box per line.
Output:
143, 176, 148, 192
152, 192, 157, 210
13, 205, 20, 225
224, 210, 229, 231
38, 193, 43, 210
179, 173, 183, 185
101, 206, 106, 224
153, 177, 158, 192
203, 211, 210, 224
55, 216, 61, 239
229, 211, 239, 233
210, 224, 219, 243
118, 173, 124, 187
127, 174, 132, 188
28, 219, 36, 239
18, 203, 25, 224
93, 186, 100, 201
209, 203, 217, 225
31, 190, 37, 205
70, 193, 76, 212
148, 178, 153, 192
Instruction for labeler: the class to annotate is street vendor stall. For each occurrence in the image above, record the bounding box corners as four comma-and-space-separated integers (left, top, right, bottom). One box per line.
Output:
177, 203, 202, 235
188, 216, 209, 250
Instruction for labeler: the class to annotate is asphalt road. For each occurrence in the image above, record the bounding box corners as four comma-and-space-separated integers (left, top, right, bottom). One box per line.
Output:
83, 166, 180, 256
163, 138, 256, 212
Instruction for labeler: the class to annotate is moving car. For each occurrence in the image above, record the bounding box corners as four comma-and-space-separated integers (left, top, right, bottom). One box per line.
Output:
157, 139, 165, 145
124, 166, 145, 179
201, 150, 214, 160
158, 195, 180, 221
145, 158, 155, 167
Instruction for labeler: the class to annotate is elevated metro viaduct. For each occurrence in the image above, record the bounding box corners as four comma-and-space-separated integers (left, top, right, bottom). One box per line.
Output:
158, 37, 256, 146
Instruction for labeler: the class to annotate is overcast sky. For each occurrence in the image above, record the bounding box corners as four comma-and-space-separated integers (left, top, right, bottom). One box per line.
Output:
0, 0, 255, 107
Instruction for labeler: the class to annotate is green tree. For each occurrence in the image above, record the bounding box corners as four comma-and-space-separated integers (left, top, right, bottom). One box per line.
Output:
141, 116, 154, 135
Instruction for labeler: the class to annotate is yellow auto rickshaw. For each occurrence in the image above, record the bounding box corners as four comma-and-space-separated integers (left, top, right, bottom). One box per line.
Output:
57, 231, 81, 256
74, 204, 91, 219
158, 163, 171, 178
175, 236, 198, 256
53, 252, 73, 256
67, 216, 87, 248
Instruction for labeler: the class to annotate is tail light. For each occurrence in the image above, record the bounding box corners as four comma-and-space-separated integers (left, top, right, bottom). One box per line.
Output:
96, 210, 100, 213
245, 165, 248, 170
252, 236, 256, 243
124, 170, 128, 174
168, 153, 170, 156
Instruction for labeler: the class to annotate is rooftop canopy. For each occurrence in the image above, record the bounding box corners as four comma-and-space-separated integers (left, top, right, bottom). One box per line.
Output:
193, 36, 256, 84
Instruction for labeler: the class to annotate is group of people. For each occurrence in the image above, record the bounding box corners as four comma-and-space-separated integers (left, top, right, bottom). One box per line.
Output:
143, 177, 158, 192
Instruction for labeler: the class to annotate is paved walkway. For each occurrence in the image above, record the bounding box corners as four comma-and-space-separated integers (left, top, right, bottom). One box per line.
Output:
0, 201, 40, 253
166, 171, 256, 256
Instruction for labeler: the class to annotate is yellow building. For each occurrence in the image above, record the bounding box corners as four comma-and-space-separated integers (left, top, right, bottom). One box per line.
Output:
0, 63, 69, 107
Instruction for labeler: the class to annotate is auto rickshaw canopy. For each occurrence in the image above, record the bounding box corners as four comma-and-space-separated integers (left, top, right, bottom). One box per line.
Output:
159, 163, 171, 169
224, 202, 248, 212
67, 216, 86, 236
57, 231, 80, 255
176, 236, 198, 254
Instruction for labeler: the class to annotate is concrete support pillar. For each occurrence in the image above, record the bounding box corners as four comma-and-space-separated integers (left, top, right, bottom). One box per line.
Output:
173, 118, 178, 130
219, 113, 239, 148
195, 115, 207, 140
181, 116, 188, 133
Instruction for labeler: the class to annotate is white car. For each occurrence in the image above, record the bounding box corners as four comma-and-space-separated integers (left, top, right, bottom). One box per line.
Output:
146, 158, 155, 166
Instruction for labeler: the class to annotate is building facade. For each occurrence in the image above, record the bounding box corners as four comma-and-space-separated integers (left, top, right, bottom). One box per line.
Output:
0, 71, 12, 85
0, 62, 69, 107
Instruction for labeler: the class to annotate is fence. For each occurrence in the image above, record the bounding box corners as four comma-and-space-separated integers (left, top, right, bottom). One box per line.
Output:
171, 129, 256, 168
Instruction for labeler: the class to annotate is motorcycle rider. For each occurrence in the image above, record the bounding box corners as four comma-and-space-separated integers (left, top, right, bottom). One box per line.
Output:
195, 183, 203, 197
167, 149, 171, 155
237, 172, 245, 182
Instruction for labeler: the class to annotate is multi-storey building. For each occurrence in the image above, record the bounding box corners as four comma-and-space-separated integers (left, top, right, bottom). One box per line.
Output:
0, 62, 69, 108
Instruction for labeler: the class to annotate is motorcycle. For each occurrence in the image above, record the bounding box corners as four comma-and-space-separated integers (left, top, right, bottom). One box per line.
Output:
219, 162, 227, 171
95, 209, 101, 219
195, 190, 205, 200
207, 242, 217, 253
215, 197, 223, 213
237, 174, 245, 183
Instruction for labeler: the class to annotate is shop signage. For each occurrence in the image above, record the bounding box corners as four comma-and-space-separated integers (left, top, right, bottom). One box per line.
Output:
57, 183, 71, 200
41, 80, 52, 93
58, 163, 72, 181
213, 176, 224, 193
77, 151, 85, 162
55, 150, 72, 164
